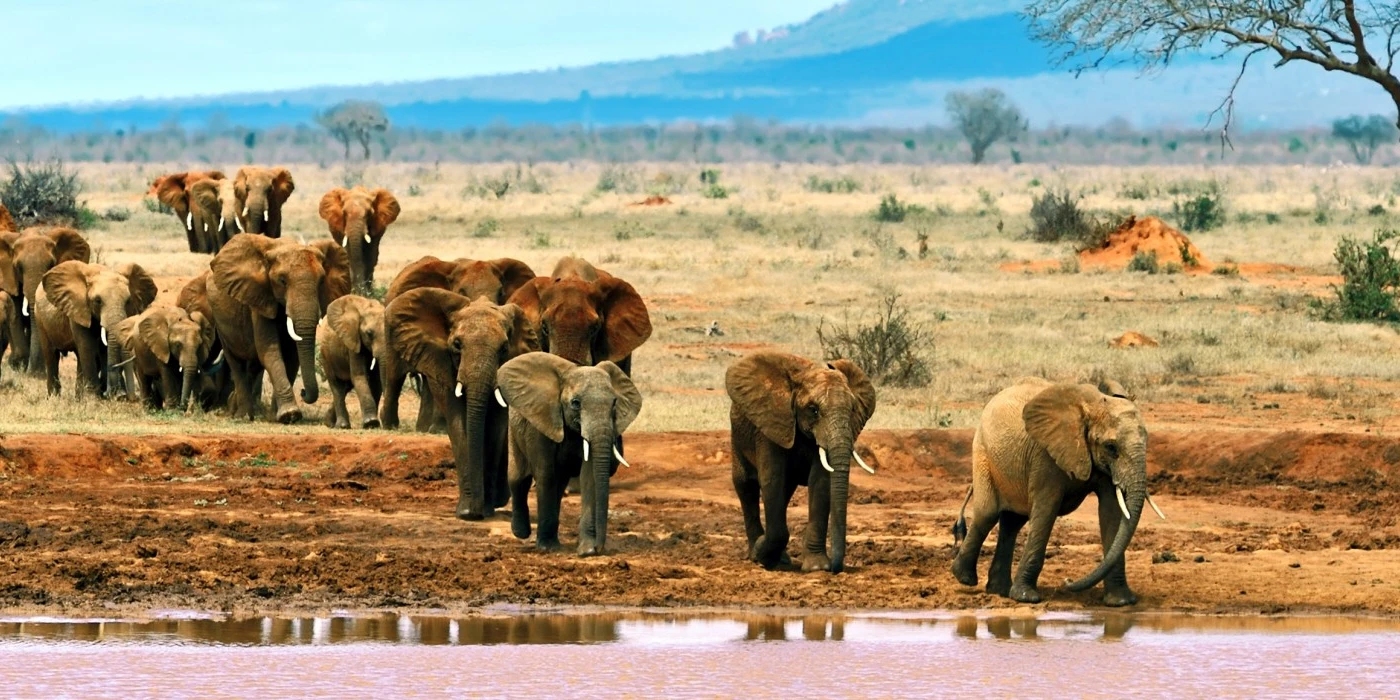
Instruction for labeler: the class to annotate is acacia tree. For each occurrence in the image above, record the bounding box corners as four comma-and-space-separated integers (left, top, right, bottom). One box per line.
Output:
1025, 1, 1400, 145
945, 88, 1026, 164
316, 100, 390, 159
1333, 113, 1398, 163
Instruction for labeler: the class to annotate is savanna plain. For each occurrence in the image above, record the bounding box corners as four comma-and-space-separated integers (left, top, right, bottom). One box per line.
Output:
2, 161, 1399, 616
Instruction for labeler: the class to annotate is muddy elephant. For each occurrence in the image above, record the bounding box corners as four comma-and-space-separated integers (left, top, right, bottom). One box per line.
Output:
150, 170, 230, 253
233, 167, 295, 238
2, 227, 90, 374
117, 306, 216, 410
317, 294, 387, 429
207, 234, 350, 423
499, 352, 642, 556
318, 187, 400, 295
34, 261, 157, 399
727, 351, 877, 574
380, 256, 535, 431
386, 288, 535, 519
509, 256, 651, 375
950, 377, 1165, 607
177, 272, 238, 412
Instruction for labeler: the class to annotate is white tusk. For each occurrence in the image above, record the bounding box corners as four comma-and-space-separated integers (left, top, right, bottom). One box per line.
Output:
285, 317, 303, 341
613, 445, 630, 468
1116, 487, 1132, 521
369, 357, 376, 371
364, 233, 372, 244
212, 350, 224, 365
242, 206, 249, 217
582, 439, 590, 461
204, 222, 209, 233
853, 449, 875, 474
218, 215, 224, 231
21, 297, 28, 316
1146, 493, 1167, 520
186, 212, 193, 229
100, 326, 108, 346
264, 210, 269, 222
494, 387, 507, 407
454, 382, 463, 398
235, 216, 245, 233
819, 447, 833, 473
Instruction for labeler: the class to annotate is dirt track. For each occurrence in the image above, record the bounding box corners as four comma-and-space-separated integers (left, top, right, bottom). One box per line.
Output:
0, 428, 1396, 616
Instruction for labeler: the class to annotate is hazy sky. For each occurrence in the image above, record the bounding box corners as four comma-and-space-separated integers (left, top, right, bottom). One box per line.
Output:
4, 0, 835, 109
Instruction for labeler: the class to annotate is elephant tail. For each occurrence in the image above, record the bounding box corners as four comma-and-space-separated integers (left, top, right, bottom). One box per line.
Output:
951, 486, 972, 545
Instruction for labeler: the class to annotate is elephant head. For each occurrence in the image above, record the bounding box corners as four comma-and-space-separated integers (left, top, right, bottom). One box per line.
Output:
388, 256, 535, 303
188, 177, 244, 252
151, 171, 226, 253
510, 265, 651, 368
318, 187, 400, 295
9, 227, 91, 372
233, 167, 295, 237
136, 307, 217, 409
387, 288, 535, 519
210, 233, 351, 406
726, 352, 876, 573
1022, 384, 1149, 593
498, 352, 642, 556
42, 260, 157, 399
326, 294, 388, 369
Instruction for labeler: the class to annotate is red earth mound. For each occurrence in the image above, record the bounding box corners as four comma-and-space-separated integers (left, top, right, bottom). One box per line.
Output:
629, 195, 672, 207
1079, 215, 1211, 271
1110, 331, 1159, 349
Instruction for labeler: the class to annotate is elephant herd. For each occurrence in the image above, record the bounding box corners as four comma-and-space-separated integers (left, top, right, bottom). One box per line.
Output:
0, 170, 1167, 607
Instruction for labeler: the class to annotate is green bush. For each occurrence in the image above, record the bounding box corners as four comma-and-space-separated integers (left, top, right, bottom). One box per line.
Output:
1172, 184, 1226, 232
805, 175, 862, 193
875, 194, 908, 222
1, 159, 87, 228
1320, 229, 1400, 321
702, 184, 730, 199
1127, 251, 1159, 274
595, 165, 640, 193
101, 207, 131, 222
473, 217, 500, 238
817, 292, 933, 388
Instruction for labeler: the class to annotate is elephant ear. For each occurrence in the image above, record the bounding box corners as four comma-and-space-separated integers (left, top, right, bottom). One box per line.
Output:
370, 189, 400, 236
598, 361, 643, 433
1023, 384, 1093, 481
311, 239, 352, 308
233, 169, 250, 202
138, 311, 172, 364
386, 287, 470, 388
497, 352, 573, 443
318, 188, 347, 242
271, 168, 295, 204
190, 178, 221, 221
499, 303, 539, 358
596, 275, 651, 362
327, 296, 363, 353
48, 228, 91, 264
177, 271, 209, 315
42, 261, 94, 328
507, 277, 548, 330
490, 258, 536, 302
211, 234, 279, 318
113, 315, 140, 356
116, 262, 158, 315
155, 174, 191, 223
726, 352, 810, 449
387, 256, 452, 300
830, 359, 877, 434
1097, 378, 1133, 401
0, 237, 16, 295
190, 310, 216, 358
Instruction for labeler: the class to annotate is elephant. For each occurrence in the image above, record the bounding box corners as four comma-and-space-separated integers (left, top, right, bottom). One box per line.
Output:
116, 306, 216, 410
0, 290, 12, 382
379, 255, 535, 431
949, 377, 1165, 607
149, 170, 227, 253
727, 351, 877, 574
34, 261, 157, 399
509, 256, 651, 375
317, 187, 401, 295
233, 167, 295, 238
177, 272, 238, 412
206, 233, 350, 423
317, 294, 387, 429
498, 352, 642, 556
385, 288, 535, 519
2, 227, 90, 374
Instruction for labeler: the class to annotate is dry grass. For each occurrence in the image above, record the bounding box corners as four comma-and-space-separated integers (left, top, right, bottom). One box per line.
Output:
5, 161, 1400, 436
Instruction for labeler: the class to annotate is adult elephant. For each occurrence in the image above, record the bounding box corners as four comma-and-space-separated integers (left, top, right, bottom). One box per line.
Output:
727, 351, 877, 574
150, 170, 226, 253
233, 167, 294, 238
35, 261, 157, 398
509, 256, 650, 375
380, 256, 535, 430
950, 377, 1165, 607
3, 227, 91, 374
318, 187, 400, 295
177, 272, 238, 412
207, 234, 350, 423
386, 288, 535, 519
117, 306, 216, 410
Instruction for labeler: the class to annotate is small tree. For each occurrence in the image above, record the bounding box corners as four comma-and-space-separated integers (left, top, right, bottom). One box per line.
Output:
1332, 115, 1398, 164
316, 100, 390, 159
945, 88, 1026, 164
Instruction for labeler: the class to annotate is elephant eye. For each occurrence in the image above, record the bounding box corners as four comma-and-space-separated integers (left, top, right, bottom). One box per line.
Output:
570, 397, 581, 411
451, 338, 463, 351
277, 274, 288, 285
1103, 441, 1119, 459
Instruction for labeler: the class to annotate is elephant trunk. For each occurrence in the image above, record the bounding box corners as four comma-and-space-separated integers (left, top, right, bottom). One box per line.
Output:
826, 442, 853, 574
587, 431, 614, 555
457, 374, 494, 519
288, 294, 320, 405
346, 217, 370, 295
1065, 462, 1146, 592
245, 196, 269, 235
100, 307, 136, 400
180, 366, 198, 410
23, 275, 41, 375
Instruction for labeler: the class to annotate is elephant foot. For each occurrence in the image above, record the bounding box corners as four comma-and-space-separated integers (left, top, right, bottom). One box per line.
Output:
801, 552, 832, 573
1009, 582, 1042, 604
456, 509, 484, 522
951, 558, 979, 587
536, 538, 562, 552
578, 539, 602, 557
362, 417, 380, 430
511, 513, 532, 540
276, 406, 303, 424
1103, 587, 1138, 608
985, 579, 1012, 598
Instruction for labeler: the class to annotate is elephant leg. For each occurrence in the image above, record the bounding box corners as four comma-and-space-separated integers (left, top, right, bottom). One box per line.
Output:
227, 356, 259, 421
415, 381, 441, 433
753, 448, 791, 569
350, 367, 378, 429
329, 377, 351, 429
159, 366, 181, 411
986, 511, 1027, 597
1010, 505, 1059, 604
380, 359, 407, 429
801, 464, 832, 572
41, 335, 60, 397
951, 494, 999, 587
1096, 486, 1137, 607
509, 444, 533, 540
255, 325, 300, 424
732, 457, 764, 560
534, 464, 562, 552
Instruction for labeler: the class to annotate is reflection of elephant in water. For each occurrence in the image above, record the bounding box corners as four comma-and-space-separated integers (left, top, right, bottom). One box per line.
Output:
233, 167, 295, 238
35, 261, 156, 399
177, 272, 239, 412
380, 256, 535, 430
317, 187, 400, 295
2, 227, 90, 374
150, 170, 227, 253
951, 378, 1164, 607
498, 352, 642, 555
317, 294, 387, 429
727, 352, 876, 574
386, 289, 535, 519
207, 234, 351, 423
116, 306, 216, 410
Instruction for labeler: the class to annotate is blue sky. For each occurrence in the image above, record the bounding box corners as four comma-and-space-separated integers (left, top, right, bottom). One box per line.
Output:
4, 0, 834, 109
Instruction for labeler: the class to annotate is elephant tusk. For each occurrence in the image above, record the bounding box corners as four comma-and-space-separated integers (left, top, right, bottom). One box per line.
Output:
454, 382, 463, 398
218, 215, 224, 231
369, 357, 376, 371
111, 355, 136, 368
212, 350, 224, 365
1116, 487, 1132, 521
100, 326, 108, 346
494, 387, 507, 407
819, 447, 834, 473
1146, 493, 1167, 520
582, 439, 590, 461
21, 296, 28, 316
186, 212, 193, 229
235, 216, 245, 233
204, 222, 209, 233
242, 206, 249, 217
613, 445, 630, 468
364, 233, 372, 244
285, 317, 303, 341
264, 210, 269, 222
298, 235, 307, 245
853, 449, 875, 474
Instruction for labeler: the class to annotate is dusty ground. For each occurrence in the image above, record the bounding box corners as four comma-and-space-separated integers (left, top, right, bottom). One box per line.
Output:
0, 428, 1395, 617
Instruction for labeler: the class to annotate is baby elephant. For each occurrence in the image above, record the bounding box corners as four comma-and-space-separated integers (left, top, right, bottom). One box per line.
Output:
497, 352, 642, 556
727, 351, 876, 574
116, 306, 217, 410
951, 377, 1166, 607
317, 295, 387, 429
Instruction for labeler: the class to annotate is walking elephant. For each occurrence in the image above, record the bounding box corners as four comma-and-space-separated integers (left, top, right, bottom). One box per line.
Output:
950, 377, 1165, 607
385, 288, 535, 519
34, 261, 157, 399
508, 256, 651, 375
149, 170, 227, 253
380, 255, 535, 430
3, 227, 90, 374
317, 187, 400, 295
177, 272, 238, 412
233, 167, 295, 238
206, 234, 350, 423
317, 294, 387, 429
117, 306, 216, 410
498, 352, 642, 556
727, 351, 877, 574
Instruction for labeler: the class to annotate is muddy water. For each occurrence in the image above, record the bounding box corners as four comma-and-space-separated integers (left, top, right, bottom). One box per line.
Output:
1, 611, 1395, 697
